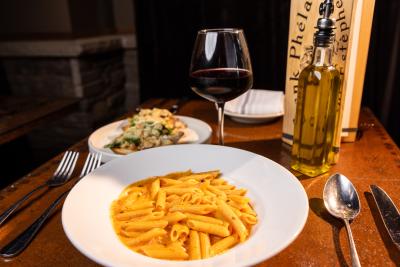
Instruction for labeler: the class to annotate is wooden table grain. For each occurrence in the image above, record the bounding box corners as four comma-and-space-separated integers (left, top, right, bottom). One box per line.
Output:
0, 99, 399, 266
0, 96, 79, 145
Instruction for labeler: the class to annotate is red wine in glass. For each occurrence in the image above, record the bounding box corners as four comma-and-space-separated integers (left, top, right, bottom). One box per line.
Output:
189, 28, 253, 145
189, 68, 253, 103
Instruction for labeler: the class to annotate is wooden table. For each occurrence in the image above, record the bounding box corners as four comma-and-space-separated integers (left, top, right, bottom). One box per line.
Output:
1, 99, 399, 266
0, 96, 78, 145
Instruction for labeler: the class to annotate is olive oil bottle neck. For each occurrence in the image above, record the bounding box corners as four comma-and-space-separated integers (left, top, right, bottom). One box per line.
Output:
312, 46, 333, 67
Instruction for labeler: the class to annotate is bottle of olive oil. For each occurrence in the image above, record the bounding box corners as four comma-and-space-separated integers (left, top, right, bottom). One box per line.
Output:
291, 0, 341, 177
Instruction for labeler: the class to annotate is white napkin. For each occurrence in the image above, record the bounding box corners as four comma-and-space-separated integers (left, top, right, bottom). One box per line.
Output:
225, 89, 284, 115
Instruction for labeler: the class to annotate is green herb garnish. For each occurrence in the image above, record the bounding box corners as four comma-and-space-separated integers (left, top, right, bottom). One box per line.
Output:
105, 141, 122, 148
125, 136, 141, 145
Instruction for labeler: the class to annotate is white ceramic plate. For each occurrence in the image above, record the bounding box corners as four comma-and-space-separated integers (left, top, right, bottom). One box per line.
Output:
224, 89, 284, 124
62, 144, 309, 267
88, 116, 212, 162
224, 110, 284, 124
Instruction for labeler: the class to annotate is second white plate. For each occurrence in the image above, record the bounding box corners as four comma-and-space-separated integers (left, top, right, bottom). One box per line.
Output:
225, 110, 284, 124
88, 116, 212, 162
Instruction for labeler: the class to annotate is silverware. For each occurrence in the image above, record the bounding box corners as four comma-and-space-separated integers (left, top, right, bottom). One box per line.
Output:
0, 153, 102, 258
370, 185, 400, 250
0, 151, 79, 226
170, 97, 189, 114
323, 173, 361, 267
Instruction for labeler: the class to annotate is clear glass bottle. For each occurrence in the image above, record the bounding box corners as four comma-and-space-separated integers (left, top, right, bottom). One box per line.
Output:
291, 0, 341, 177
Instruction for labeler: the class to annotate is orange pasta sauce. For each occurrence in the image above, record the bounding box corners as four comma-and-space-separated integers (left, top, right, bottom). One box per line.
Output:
110, 170, 258, 260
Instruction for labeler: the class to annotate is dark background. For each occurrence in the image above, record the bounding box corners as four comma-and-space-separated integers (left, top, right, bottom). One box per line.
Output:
135, 0, 289, 100
134, 0, 400, 145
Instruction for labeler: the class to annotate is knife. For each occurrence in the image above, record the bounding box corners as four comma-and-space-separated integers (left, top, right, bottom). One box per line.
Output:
370, 185, 400, 249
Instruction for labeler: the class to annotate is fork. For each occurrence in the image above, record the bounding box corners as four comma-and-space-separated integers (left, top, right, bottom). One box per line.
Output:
0, 153, 102, 258
0, 151, 79, 227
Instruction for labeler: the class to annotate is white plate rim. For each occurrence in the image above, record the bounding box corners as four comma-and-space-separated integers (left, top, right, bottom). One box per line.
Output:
224, 110, 284, 119
62, 144, 309, 267
88, 115, 212, 162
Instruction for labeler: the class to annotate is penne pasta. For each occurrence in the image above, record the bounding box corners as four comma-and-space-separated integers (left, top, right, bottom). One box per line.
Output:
160, 178, 182, 186
150, 179, 160, 200
184, 213, 225, 225
186, 219, 230, 237
122, 186, 147, 195
178, 170, 220, 181
155, 190, 166, 210
210, 178, 228, 185
119, 230, 142, 238
162, 170, 193, 179
131, 177, 157, 187
241, 213, 258, 225
190, 193, 204, 204
165, 200, 181, 210
115, 208, 153, 221
210, 178, 227, 185
124, 201, 154, 211
216, 199, 248, 242
141, 246, 189, 260
199, 232, 211, 259
228, 195, 250, 204
242, 203, 257, 216
228, 205, 243, 217
224, 189, 247, 196
207, 185, 227, 200
210, 235, 238, 256
204, 190, 217, 198
199, 195, 215, 205
162, 179, 199, 188
166, 194, 180, 202
169, 204, 217, 215
124, 220, 168, 232
170, 224, 189, 242
126, 228, 167, 246
214, 184, 236, 190
111, 169, 257, 261
163, 187, 202, 195
210, 235, 223, 244
162, 212, 187, 224
227, 199, 246, 210
181, 192, 192, 202
124, 211, 164, 224
189, 230, 201, 260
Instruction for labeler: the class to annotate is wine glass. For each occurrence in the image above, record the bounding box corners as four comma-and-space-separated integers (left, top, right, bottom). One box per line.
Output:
189, 28, 253, 145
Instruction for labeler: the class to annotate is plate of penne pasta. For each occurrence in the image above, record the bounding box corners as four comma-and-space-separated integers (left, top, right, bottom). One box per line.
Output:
62, 144, 308, 267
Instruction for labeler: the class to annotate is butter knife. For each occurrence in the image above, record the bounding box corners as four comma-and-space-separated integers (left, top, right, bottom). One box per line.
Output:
370, 185, 400, 249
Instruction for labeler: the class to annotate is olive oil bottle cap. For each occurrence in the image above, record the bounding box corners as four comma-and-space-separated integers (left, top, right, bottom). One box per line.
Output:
314, 0, 336, 47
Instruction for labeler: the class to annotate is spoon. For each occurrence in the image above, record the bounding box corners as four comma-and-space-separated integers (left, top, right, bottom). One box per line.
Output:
323, 173, 361, 267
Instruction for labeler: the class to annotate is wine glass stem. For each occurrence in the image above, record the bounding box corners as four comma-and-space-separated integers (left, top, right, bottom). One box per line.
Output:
217, 102, 225, 145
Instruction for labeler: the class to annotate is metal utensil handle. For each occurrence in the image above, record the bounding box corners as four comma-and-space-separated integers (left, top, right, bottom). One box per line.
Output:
0, 190, 70, 258
170, 97, 189, 114
0, 184, 47, 226
344, 219, 361, 267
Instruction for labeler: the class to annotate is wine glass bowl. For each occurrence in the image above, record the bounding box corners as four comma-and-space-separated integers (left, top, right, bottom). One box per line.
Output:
189, 28, 253, 145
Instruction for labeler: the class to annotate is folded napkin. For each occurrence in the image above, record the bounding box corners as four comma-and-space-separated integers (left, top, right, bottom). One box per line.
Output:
225, 89, 284, 115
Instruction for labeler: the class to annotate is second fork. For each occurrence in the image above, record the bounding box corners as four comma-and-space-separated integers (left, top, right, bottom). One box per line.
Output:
0, 151, 79, 226
0, 152, 102, 258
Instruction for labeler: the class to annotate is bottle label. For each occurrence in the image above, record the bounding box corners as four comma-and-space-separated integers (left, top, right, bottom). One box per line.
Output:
283, 0, 354, 145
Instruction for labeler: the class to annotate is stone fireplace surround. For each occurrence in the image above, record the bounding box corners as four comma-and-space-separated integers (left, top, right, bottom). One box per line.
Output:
0, 34, 139, 153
